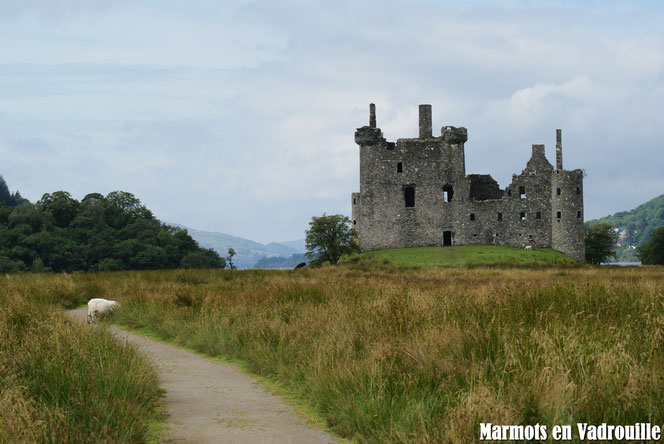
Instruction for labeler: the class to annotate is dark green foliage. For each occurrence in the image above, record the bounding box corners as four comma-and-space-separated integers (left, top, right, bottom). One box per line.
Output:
180, 248, 226, 269
0, 175, 26, 207
0, 175, 220, 273
637, 226, 664, 265
585, 223, 617, 265
586, 194, 664, 261
305, 213, 360, 265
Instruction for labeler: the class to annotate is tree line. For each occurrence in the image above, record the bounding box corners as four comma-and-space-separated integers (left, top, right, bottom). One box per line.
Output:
0, 175, 225, 273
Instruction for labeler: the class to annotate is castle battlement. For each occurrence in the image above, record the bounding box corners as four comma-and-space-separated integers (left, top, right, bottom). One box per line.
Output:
351, 103, 585, 262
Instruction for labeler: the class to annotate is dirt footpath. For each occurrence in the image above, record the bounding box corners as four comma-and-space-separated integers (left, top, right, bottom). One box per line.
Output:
68, 307, 338, 444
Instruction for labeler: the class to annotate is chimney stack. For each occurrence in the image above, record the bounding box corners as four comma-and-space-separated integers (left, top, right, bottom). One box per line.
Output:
556, 129, 563, 170
419, 104, 432, 139
369, 103, 376, 128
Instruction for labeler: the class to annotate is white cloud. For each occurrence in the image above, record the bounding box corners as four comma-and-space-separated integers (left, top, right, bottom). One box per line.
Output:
1, 0, 663, 241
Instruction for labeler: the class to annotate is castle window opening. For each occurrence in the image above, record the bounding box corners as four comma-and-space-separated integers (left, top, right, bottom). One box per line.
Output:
397, 162, 403, 173
520, 212, 526, 221
353, 220, 357, 225
577, 211, 582, 219
519, 186, 526, 199
528, 234, 533, 240
443, 184, 453, 202
495, 233, 499, 237
557, 188, 561, 195
557, 211, 562, 220
536, 211, 542, 220
497, 212, 503, 221
443, 231, 452, 246
405, 186, 415, 207
353, 198, 356, 205
470, 213, 476, 221
576, 186, 581, 195
473, 233, 477, 237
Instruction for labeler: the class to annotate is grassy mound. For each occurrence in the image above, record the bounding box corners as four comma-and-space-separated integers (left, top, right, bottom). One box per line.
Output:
353, 245, 576, 267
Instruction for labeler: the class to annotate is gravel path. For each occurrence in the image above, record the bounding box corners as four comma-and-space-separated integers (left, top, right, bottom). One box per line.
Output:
68, 307, 338, 444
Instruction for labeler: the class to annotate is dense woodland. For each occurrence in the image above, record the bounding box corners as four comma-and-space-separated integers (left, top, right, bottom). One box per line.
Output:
0, 175, 224, 273
586, 193, 664, 261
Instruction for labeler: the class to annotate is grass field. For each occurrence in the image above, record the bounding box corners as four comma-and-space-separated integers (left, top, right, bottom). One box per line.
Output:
0, 274, 163, 443
348, 245, 576, 267
4, 261, 661, 442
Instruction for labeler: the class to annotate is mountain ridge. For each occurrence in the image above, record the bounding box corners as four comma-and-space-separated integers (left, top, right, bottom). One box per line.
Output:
165, 222, 306, 269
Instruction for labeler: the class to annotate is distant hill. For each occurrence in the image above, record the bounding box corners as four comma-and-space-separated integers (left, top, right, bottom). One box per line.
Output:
253, 253, 308, 269
586, 194, 664, 261
166, 223, 306, 269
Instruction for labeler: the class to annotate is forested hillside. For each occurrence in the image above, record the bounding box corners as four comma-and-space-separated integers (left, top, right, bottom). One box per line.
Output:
586, 194, 664, 261
0, 175, 224, 273
253, 253, 307, 269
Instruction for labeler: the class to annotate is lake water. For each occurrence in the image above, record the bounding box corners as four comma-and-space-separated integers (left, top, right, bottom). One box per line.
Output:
601, 262, 642, 266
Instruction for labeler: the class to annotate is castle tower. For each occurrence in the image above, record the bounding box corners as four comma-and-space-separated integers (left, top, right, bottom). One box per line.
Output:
551, 130, 585, 261
351, 104, 585, 262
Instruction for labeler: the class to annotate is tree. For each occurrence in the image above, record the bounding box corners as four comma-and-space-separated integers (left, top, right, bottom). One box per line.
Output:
305, 213, 359, 265
585, 223, 617, 265
637, 226, 664, 265
180, 249, 226, 269
37, 191, 81, 228
226, 247, 236, 269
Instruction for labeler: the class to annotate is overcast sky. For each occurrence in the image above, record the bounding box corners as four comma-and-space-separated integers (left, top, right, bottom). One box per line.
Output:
1, 0, 663, 243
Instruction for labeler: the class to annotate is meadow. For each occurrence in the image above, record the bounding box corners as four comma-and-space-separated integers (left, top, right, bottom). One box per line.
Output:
0, 274, 162, 443
2, 260, 661, 442
352, 245, 576, 267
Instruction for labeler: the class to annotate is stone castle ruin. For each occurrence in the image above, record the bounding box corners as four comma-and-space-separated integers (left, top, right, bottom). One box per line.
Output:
351, 104, 585, 262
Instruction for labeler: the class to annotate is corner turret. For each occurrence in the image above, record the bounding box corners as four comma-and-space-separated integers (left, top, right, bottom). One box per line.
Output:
355, 103, 384, 146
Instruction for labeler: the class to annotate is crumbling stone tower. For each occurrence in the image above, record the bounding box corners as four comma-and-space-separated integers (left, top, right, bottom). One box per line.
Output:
351, 104, 585, 262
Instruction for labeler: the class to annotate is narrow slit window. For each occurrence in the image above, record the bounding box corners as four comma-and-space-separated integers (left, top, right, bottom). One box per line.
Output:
397, 162, 403, 173
577, 211, 582, 219
556, 188, 561, 196
557, 211, 562, 220
519, 186, 526, 199
470, 213, 476, 221
576, 186, 581, 195
353, 220, 357, 225
353, 198, 356, 205
405, 186, 415, 207
443, 184, 453, 203
536, 211, 542, 220
497, 212, 503, 221
520, 212, 526, 221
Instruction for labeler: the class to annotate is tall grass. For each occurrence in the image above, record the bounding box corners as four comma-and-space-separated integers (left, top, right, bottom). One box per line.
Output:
4, 266, 664, 442
0, 274, 162, 443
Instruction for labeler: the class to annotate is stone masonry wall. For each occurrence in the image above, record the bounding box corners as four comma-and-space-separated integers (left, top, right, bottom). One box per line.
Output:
352, 104, 585, 261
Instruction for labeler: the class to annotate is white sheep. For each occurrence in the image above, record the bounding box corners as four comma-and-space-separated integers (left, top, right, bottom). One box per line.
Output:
87, 298, 119, 324
525, 245, 533, 250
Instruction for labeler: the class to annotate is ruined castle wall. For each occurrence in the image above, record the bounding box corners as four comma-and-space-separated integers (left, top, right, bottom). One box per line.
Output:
351, 192, 360, 233
358, 136, 468, 250
551, 169, 585, 262
352, 104, 585, 261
